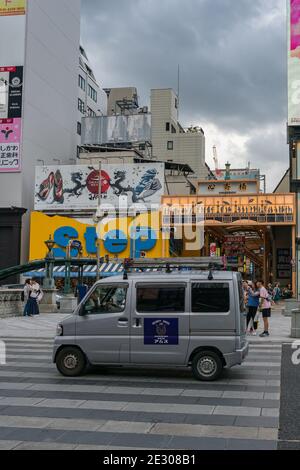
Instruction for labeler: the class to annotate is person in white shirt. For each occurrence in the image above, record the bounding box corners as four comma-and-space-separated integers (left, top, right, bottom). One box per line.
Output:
257, 280, 272, 337
26, 279, 41, 316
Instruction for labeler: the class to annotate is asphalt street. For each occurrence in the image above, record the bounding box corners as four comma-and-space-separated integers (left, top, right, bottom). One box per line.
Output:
0, 315, 282, 450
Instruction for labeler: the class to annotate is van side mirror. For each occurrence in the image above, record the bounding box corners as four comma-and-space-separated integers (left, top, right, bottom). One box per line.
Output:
79, 305, 87, 317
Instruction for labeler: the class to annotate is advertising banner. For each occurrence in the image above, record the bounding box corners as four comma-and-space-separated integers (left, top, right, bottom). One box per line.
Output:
82, 114, 152, 145
0, 0, 26, 16
34, 163, 165, 211
0, 66, 23, 119
288, 0, 300, 125
0, 117, 21, 172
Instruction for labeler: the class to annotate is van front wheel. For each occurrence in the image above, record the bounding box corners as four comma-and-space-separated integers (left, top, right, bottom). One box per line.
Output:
191, 351, 223, 381
56, 347, 86, 377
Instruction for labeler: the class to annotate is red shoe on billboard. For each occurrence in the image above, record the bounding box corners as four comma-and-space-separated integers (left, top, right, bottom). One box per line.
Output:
37, 172, 55, 201
54, 170, 64, 203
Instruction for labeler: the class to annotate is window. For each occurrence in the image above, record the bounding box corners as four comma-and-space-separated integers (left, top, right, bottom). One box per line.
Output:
175, 98, 178, 109
192, 283, 230, 313
87, 107, 97, 117
166, 122, 170, 132
83, 285, 127, 315
136, 285, 185, 313
77, 122, 81, 135
88, 84, 97, 102
78, 74, 86, 91
167, 141, 174, 151
171, 124, 177, 134
78, 98, 85, 114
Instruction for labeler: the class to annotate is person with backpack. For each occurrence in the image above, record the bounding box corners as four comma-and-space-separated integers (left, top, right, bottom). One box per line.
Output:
257, 280, 272, 337
273, 283, 281, 304
23, 279, 32, 317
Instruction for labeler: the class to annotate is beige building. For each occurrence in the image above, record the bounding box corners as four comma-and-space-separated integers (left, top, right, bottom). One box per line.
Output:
151, 89, 206, 179
105, 87, 139, 116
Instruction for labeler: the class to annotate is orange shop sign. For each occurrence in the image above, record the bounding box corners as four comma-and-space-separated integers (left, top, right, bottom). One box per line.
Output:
0, 0, 26, 16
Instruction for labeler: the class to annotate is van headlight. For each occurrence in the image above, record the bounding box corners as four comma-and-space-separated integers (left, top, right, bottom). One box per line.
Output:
56, 324, 63, 336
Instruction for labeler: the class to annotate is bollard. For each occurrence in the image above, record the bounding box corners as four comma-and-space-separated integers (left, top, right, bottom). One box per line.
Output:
291, 309, 300, 338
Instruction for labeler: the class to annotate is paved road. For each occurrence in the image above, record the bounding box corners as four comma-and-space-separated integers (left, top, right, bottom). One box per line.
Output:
0, 328, 281, 450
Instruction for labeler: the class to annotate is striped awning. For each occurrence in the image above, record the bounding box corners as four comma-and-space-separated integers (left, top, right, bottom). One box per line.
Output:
25, 263, 124, 278
25, 262, 161, 279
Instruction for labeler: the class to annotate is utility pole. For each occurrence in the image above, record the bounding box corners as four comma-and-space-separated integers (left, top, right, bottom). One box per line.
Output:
96, 160, 102, 281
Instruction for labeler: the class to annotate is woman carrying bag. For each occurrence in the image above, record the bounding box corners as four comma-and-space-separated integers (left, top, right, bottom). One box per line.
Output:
27, 279, 42, 316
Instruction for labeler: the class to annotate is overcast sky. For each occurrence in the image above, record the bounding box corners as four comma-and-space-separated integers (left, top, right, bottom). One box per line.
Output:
81, 0, 288, 191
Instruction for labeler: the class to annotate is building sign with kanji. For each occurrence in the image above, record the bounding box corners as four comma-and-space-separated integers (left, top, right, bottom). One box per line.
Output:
0, 118, 21, 172
198, 179, 259, 196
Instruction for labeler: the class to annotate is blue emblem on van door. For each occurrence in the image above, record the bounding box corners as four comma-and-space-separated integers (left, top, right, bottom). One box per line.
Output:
144, 318, 179, 345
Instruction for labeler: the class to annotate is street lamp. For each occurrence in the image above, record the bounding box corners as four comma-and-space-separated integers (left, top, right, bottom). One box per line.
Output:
53, 158, 61, 165
44, 235, 56, 289
64, 240, 73, 295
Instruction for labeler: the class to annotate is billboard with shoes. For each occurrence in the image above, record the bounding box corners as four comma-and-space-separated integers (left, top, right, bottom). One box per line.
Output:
34, 163, 165, 211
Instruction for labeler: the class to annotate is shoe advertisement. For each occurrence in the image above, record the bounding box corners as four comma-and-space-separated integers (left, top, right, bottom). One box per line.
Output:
34, 163, 165, 211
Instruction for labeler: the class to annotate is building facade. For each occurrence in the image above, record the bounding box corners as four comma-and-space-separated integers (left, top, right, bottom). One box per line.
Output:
0, 0, 81, 274
150, 89, 207, 179
77, 45, 104, 149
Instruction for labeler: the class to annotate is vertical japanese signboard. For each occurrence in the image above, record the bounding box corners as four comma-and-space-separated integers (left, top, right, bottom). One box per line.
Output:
288, 0, 300, 125
0, 1, 25, 172
0, 118, 21, 171
0, 0, 26, 16
0, 67, 23, 172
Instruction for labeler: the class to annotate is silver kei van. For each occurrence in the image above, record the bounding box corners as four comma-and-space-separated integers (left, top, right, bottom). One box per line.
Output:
53, 258, 249, 382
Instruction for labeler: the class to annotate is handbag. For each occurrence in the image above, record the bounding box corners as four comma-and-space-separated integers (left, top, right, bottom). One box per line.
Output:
37, 290, 44, 303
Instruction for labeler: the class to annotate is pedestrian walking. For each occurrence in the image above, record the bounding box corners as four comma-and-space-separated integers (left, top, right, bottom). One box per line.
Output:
246, 281, 260, 336
257, 280, 272, 337
22, 279, 31, 317
26, 279, 42, 316
273, 283, 281, 304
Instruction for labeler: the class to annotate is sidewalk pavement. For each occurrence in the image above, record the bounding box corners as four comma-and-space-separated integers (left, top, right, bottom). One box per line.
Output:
249, 302, 294, 344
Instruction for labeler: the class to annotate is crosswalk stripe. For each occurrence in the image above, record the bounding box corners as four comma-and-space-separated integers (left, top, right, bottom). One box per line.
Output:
0, 365, 281, 387
0, 396, 279, 418
0, 415, 278, 440
0, 381, 281, 402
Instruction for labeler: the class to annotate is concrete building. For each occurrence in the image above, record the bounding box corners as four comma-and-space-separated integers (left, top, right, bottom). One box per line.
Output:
77, 45, 104, 149
150, 89, 206, 179
0, 0, 81, 276
105, 87, 139, 117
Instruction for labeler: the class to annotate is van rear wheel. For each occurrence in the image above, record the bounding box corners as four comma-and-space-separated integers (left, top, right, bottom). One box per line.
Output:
56, 347, 86, 377
191, 351, 223, 381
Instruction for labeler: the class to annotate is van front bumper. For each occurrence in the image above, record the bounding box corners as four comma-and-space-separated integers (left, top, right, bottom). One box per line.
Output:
224, 341, 249, 368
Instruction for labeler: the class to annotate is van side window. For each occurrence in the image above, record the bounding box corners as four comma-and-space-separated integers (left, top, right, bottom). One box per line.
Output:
192, 283, 230, 313
136, 285, 185, 313
83, 285, 127, 315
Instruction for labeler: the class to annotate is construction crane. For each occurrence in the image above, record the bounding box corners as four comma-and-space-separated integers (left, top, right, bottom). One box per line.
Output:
213, 146, 222, 178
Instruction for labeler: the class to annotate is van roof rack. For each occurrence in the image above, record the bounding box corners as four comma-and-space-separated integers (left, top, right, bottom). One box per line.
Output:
122, 257, 225, 280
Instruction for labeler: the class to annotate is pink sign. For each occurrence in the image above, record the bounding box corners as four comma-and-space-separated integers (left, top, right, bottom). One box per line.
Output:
291, 0, 300, 51
0, 117, 21, 143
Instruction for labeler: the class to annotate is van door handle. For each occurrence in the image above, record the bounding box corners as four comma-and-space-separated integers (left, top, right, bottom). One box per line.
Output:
118, 317, 128, 327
